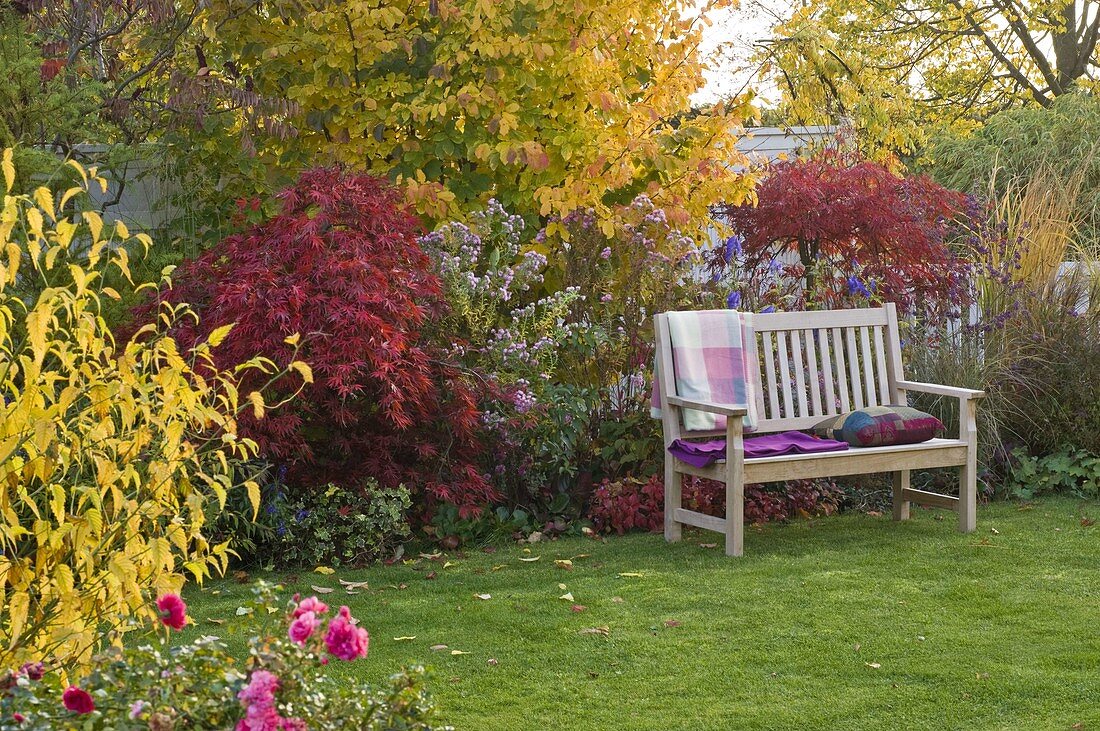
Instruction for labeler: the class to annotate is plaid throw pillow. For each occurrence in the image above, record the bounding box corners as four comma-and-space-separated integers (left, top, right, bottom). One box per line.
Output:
813, 405, 944, 448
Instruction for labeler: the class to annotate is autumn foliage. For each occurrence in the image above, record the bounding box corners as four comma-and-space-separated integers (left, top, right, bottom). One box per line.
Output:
714, 149, 971, 316
138, 168, 496, 513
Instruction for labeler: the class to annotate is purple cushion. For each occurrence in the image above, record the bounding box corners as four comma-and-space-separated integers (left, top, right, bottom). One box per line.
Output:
668, 431, 849, 468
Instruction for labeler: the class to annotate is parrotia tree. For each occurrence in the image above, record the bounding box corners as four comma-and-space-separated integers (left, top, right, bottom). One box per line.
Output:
713, 148, 970, 316
182, 0, 756, 226
142, 168, 497, 514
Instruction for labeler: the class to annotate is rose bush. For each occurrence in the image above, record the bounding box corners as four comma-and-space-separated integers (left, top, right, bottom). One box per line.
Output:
0, 585, 447, 730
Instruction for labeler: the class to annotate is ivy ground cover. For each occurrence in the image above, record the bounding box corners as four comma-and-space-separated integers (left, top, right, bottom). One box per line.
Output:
182, 499, 1100, 730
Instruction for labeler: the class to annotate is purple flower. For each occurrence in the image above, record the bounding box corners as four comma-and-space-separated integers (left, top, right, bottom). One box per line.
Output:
723, 235, 743, 263
726, 291, 741, 309
846, 276, 873, 298
760, 305, 776, 314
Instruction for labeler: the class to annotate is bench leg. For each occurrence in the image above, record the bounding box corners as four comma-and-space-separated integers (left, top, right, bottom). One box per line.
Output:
958, 462, 977, 533
891, 470, 910, 521
958, 398, 978, 533
664, 459, 682, 543
725, 443, 744, 557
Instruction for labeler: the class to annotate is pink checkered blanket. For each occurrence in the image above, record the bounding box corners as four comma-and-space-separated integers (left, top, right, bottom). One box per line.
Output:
651, 310, 760, 432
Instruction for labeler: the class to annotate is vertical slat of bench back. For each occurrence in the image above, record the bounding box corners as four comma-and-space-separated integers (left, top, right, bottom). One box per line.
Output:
752, 307, 893, 432
804, 331, 823, 416
817, 328, 836, 415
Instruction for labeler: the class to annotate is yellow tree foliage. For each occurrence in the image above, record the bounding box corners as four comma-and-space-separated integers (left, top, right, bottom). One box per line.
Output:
191, 0, 757, 227
755, 0, 1100, 157
0, 151, 306, 670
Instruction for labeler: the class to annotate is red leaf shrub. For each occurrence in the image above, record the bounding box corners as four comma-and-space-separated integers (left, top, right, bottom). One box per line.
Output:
713, 148, 971, 317
587, 474, 843, 534
132, 168, 496, 514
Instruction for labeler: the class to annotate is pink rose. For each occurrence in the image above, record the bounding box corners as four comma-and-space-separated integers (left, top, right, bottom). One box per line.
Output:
287, 611, 318, 645
62, 686, 95, 714
292, 596, 329, 618
323, 606, 369, 661
155, 594, 187, 630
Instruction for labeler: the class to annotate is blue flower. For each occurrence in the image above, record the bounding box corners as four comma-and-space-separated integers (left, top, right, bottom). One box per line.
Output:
276, 523, 286, 537
723, 235, 743, 263
295, 509, 309, 522
727, 291, 742, 309
847, 275, 873, 298
760, 305, 776, 314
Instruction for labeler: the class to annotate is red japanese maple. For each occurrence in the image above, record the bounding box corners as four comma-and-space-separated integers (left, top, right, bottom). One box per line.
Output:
135, 168, 496, 514
714, 149, 971, 315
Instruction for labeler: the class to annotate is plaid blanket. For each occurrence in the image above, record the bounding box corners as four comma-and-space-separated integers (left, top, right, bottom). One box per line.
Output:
651, 310, 760, 432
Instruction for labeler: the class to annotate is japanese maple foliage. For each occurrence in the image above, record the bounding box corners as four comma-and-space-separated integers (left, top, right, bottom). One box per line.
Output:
135, 168, 496, 514
713, 149, 972, 316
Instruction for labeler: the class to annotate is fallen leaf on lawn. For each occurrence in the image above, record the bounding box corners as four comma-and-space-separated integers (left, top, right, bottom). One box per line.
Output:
235, 607, 253, 616
522, 547, 531, 553
587, 671, 599, 678
314, 566, 335, 575
699, 543, 717, 549
487, 658, 499, 666
865, 662, 881, 669
917, 635, 926, 641
345, 590, 361, 595
1082, 517, 1096, 527
399, 583, 408, 589
450, 650, 469, 656
393, 636, 416, 641
581, 527, 595, 536
232, 570, 250, 584
611, 596, 624, 604
429, 644, 449, 651
483, 546, 497, 554
618, 572, 644, 578
990, 527, 1000, 535
571, 554, 590, 560
339, 580, 369, 589
425, 571, 437, 580
443, 561, 456, 569
558, 583, 568, 590
579, 626, 610, 637
663, 620, 682, 628
571, 605, 587, 613
475, 593, 492, 600
310, 585, 334, 594
976, 672, 990, 680
211, 590, 222, 596
559, 592, 575, 602
853, 643, 861, 652
519, 556, 541, 562
555, 559, 573, 570
420, 552, 442, 560
206, 618, 225, 625
492, 565, 506, 571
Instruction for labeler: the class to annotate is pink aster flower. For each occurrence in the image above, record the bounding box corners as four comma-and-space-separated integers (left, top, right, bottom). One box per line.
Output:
129, 700, 146, 720
292, 596, 329, 619
62, 686, 95, 714
155, 594, 187, 630
287, 610, 319, 645
323, 606, 369, 661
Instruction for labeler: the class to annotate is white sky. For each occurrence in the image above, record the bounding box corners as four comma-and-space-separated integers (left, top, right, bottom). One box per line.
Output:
696, 1, 786, 105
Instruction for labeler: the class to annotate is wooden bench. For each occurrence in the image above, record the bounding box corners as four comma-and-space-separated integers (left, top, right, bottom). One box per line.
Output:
654, 304, 984, 557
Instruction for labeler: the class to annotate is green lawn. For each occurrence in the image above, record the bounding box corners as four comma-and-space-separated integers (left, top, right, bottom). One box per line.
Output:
183, 499, 1100, 730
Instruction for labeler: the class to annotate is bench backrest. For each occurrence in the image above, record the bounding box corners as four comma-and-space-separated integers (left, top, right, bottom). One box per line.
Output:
655, 304, 906, 438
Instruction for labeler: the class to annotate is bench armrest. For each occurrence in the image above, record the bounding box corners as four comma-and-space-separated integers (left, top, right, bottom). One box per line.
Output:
896, 380, 985, 400
665, 396, 748, 418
